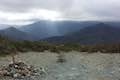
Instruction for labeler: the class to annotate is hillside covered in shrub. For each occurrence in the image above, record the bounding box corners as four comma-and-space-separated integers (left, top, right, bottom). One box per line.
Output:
0, 35, 120, 56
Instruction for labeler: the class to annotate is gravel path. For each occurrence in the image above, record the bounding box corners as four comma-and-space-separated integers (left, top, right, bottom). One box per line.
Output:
0, 51, 120, 80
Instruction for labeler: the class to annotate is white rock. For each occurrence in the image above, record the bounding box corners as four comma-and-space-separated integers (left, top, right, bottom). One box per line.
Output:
15, 65, 18, 68
13, 73, 18, 78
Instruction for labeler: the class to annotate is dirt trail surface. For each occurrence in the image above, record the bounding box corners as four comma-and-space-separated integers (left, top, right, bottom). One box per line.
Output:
0, 51, 120, 80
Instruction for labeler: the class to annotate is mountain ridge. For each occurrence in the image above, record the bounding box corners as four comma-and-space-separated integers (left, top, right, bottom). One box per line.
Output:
45, 23, 120, 44
19, 21, 99, 39
0, 27, 34, 40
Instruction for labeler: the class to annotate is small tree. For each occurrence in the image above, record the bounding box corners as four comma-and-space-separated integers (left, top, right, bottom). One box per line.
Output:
7, 44, 17, 64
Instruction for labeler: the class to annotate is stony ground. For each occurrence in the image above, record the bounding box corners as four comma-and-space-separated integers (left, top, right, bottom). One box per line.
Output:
0, 51, 120, 80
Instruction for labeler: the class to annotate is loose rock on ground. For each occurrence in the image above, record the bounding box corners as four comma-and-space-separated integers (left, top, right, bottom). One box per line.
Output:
0, 61, 46, 79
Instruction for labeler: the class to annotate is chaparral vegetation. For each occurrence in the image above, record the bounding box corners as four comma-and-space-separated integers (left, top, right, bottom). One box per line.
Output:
0, 35, 120, 56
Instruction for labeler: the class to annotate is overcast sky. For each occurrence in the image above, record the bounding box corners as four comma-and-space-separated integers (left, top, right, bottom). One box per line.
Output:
0, 0, 120, 25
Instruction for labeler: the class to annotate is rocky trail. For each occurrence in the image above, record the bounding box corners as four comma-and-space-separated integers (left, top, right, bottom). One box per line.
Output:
0, 51, 120, 80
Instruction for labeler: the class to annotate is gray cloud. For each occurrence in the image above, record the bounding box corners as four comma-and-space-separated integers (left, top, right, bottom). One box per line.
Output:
0, 0, 120, 25
0, 0, 73, 12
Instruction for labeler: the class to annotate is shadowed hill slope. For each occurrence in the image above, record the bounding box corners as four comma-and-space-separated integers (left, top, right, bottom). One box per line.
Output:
46, 23, 120, 44
0, 27, 34, 40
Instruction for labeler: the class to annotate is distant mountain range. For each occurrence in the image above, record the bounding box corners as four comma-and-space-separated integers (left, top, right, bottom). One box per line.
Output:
45, 23, 120, 44
0, 27, 34, 40
0, 21, 120, 44
19, 21, 99, 39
